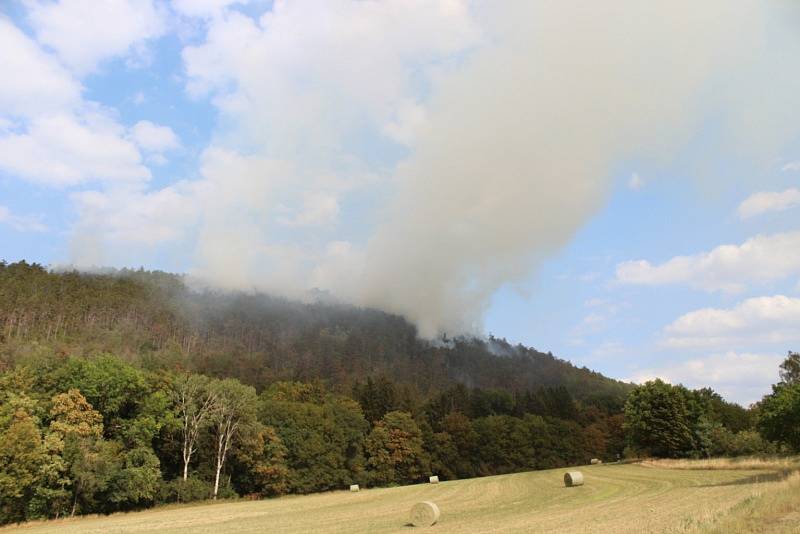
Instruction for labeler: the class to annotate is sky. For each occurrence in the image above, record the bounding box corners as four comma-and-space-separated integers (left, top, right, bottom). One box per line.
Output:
1, 0, 800, 405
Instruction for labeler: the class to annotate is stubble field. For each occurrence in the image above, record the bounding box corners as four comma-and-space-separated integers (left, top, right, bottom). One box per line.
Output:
5, 461, 799, 533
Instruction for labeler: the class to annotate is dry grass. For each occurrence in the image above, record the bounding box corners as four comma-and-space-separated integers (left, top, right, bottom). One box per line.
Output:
640, 456, 800, 471
698, 470, 800, 534
3, 461, 798, 533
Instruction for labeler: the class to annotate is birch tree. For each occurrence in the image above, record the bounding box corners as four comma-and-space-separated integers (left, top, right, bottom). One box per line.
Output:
173, 374, 217, 482
211, 379, 257, 499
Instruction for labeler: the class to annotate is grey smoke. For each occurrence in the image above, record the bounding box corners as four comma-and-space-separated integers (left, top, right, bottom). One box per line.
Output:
353, 0, 800, 337
71, 0, 800, 339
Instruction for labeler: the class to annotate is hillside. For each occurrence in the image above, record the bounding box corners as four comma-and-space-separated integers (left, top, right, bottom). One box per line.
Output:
0, 260, 779, 526
0, 260, 641, 524
0, 260, 630, 402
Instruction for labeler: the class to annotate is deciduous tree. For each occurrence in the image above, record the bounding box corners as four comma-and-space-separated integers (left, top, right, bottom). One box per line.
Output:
365, 411, 429, 485
0, 409, 44, 523
779, 351, 800, 385
624, 380, 694, 458
758, 382, 800, 452
210, 379, 257, 499
173, 374, 217, 481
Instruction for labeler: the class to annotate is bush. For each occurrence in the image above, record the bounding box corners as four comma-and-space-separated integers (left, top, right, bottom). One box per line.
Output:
709, 427, 776, 457
215, 485, 239, 500
157, 478, 211, 504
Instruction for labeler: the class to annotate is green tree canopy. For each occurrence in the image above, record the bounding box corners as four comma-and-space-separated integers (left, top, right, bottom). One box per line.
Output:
365, 411, 429, 485
624, 380, 695, 458
758, 381, 800, 452
779, 351, 800, 385
0, 409, 44, 522
259, 382, 368, 493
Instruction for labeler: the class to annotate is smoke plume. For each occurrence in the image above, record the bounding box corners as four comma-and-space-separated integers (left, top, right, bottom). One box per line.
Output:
353, 0, 798, 336
71, 0, 800, 337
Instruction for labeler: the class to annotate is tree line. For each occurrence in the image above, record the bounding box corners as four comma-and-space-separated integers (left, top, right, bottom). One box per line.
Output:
1, 261, 794, 525
0, 261, 630, 402
0, 352, 624, 524
4, 350, 790, 525
624, 351, 800, 458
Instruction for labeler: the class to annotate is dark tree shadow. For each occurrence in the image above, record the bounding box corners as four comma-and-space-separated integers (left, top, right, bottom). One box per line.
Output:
694, 469, 795, 488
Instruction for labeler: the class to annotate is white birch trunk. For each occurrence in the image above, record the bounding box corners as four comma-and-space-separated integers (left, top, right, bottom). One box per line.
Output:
213, 430, 225, 499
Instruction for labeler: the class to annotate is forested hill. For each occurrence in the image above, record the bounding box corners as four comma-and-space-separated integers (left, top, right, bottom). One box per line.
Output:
0, 260, 630, 403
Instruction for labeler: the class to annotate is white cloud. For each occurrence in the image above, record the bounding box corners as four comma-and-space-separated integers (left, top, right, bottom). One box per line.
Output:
0, 206, 47, 232
172, 0, 249, 19
181, 1, 481, 153
628, 172, 644, 190
72, 184, 197, 247
738, 188, 800, 219
147, 153, 169, 166
129, 120, 181, 152
277, 193, 340, 227
382, 100, 428, 146
0, 17, 162, 188
70, 145, 369, 297
663, 295, 800, 349
0, 17, 82, 119
782, 161, 800, 172
0, 112, 150, 187
70, 147, 288, 280
579, 312, 606, 330
616, 231, 800, 292
27, 0, 167, 75
629, 352, 783, 405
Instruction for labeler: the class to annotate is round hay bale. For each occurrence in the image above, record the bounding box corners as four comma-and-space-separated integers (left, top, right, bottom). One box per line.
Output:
564, 471, 584, 487
349, 484, 360, 492
429, 475, 439, 484
590, 458, 600, 465
410, 501, 440, 527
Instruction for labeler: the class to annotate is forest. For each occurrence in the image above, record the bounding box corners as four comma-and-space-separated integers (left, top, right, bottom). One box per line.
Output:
0, 261, 795, 524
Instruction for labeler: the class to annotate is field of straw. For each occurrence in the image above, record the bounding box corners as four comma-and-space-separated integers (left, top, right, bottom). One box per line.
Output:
4, 460, 799, 533
640, 456, 800, 471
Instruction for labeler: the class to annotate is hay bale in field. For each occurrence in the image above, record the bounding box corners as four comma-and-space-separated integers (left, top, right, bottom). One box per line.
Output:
350, 484, 360, 492
564, 471, 584, 487
429, 475, 439, 484
410, 501, 440, 527
590, 458, 600, 465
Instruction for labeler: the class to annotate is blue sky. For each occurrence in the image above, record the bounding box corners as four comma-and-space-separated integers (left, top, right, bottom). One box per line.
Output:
2, 0, 800, 405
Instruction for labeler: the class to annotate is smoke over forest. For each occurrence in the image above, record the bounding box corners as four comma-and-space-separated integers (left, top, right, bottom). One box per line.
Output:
65, 1, 800, 338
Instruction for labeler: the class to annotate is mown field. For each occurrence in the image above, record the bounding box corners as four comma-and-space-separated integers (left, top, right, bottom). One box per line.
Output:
4, 462, 799, 534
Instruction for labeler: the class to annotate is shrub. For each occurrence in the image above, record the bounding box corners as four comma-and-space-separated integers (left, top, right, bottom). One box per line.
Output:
157, 478, 211, 504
